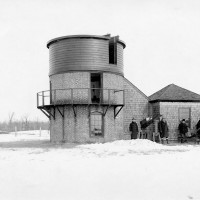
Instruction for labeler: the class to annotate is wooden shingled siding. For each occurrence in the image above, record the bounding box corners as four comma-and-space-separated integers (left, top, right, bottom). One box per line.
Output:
49, 38, 124, 76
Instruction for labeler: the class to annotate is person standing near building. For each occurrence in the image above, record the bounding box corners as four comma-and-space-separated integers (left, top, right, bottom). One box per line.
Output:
129, 118, 139, 139
158, 115, 163, 136
140, 116, 154, 139
178, 119, 188, 143
196, 119, 200, 139
158, 117, 169, 143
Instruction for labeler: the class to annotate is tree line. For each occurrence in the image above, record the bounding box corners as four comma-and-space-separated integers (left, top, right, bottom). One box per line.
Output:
0, 112, 49, 132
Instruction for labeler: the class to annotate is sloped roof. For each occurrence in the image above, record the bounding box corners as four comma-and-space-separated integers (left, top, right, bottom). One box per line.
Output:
124, 77, 149, 100
149, 84, 200, 102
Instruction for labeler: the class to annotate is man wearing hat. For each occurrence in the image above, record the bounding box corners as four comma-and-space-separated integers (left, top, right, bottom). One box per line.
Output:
178, 119, 188, 143
158, 116, 169, 143
129, 118, 139, 139
196, 118, 200, 139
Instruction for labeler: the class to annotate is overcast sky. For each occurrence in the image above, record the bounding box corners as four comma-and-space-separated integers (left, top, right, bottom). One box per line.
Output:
0, 0, 200, 121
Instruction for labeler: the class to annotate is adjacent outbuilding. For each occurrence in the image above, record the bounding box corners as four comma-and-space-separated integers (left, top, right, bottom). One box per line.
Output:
149, 84, 200, 139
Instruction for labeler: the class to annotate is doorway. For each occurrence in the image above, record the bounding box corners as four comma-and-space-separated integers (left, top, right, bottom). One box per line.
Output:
91, 73, 102, 103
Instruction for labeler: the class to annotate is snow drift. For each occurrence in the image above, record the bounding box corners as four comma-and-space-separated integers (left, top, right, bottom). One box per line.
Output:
0, 131, 200, 200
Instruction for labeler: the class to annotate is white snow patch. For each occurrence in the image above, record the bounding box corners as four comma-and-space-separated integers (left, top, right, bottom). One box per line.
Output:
0, 131, 200, 200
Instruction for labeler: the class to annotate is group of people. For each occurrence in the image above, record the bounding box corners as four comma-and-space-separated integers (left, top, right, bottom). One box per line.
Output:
129, 115, 200, 143
129, 115, 169, 142
178, 118, 200, 143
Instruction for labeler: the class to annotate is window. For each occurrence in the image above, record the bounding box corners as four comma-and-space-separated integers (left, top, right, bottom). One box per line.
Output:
90, 112, 103, 137
91, 73, 102, 103
178, 107, 191, 128
109, 38, 117, 64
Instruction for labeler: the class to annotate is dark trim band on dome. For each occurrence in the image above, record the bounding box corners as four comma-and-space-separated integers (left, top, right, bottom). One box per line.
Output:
49, 70, 124, 77
47, 35, 126, 49
117, 39, 126, 48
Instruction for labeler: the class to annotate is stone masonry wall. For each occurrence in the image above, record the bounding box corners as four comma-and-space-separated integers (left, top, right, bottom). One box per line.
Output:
103, 73, 124, 141
49, 72, 126, 143
160, 102, 200, 139
50, 107, 63, 142
50, 72, 90, 89
50, 72, 90, 142
123, 78, 150, 139
151, 102, 160, 118
50, 72, 90, 104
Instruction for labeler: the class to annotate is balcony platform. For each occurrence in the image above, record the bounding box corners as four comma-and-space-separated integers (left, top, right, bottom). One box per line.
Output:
37, 88, 125, 119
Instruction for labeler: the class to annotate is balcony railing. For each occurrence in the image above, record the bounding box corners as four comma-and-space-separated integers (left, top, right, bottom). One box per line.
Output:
37, 88, 124, 108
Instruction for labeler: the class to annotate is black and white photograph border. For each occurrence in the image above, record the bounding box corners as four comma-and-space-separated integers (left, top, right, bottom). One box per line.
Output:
0, 0, 200, 200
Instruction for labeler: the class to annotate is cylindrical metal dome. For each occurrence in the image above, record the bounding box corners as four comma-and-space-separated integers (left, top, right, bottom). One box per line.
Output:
47, 35, 126, 76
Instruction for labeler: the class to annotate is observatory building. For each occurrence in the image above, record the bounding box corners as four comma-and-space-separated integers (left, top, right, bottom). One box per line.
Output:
37, 34, 149, 143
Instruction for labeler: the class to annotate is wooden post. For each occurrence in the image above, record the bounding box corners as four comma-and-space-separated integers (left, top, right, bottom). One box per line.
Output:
101, 88, 103, 104
108, 89, 110, 105
88, 88, 90, 104
123, 90, 125, 105
54, 90, 56, 105
71, 89, 73, 104
15, 126, 17, 137
154, 120, 158, 135
42, 91, 44, 106
153, 120, 161, 143
37, 93, 39, 107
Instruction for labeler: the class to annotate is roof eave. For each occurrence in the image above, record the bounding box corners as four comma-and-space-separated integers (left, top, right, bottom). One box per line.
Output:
149, 99, 200, 103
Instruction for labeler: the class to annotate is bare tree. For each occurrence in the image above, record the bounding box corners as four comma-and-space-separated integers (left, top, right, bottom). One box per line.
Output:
21, 114, 29, 131
8, 112, 15, 132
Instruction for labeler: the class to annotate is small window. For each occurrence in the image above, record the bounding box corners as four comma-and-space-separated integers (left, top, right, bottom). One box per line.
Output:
90, 112, 103, 137
109, 39, 117, 64
178, 107, 191, 128
91, 73, 102, 103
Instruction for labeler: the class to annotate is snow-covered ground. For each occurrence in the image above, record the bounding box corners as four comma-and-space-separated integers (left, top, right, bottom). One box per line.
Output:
0, 131, 200, 200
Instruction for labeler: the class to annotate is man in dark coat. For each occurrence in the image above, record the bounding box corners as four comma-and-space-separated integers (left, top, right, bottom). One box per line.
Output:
129, 118, 139, 139
158, 117, 169, 143
196, 119, 200, 139
178, 119, 188, 143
